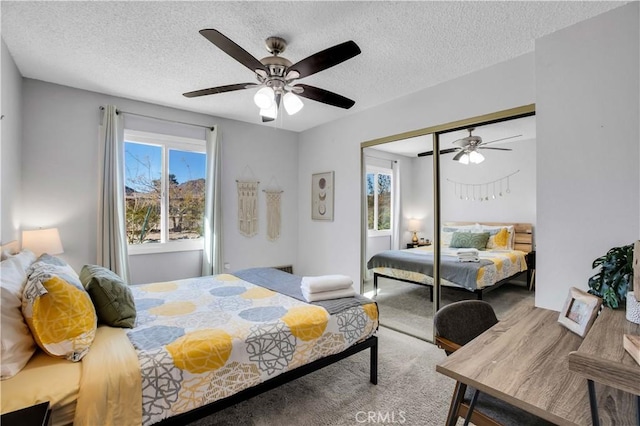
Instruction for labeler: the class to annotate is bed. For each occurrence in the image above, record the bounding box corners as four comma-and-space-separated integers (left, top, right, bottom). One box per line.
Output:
367, 222, 533, 300
0, 261, 378, 426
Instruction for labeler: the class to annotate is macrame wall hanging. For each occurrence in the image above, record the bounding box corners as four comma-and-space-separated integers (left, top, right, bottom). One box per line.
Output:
263, 176, 283, 242
447, 170, 520, 202
237, 166, 259, 237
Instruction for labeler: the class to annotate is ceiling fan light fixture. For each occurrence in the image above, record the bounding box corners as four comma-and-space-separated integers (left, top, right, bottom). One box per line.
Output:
260, 102, 278, 119
469, 150, 485, 164
254, 86, 275, 109
458, 153, 470, 165
283, 92, 304, 115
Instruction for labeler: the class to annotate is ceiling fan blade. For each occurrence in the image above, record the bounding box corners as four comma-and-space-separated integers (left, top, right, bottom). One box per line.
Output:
288, 41, 361, 79
417, 148, 459, 157
478, 147, 512, 151
262, 116, 275, 123
452, 150, 466, 161
481, 134, 523, 145
295, 84, 355, 109
199, 29, 267, 73
183, 83, 255, 98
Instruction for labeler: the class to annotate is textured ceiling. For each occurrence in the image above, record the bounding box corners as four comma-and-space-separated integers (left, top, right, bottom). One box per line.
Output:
1, 1, 626, 132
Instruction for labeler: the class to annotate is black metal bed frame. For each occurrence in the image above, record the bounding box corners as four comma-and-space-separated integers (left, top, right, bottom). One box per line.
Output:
155, 335, 378, 426
373, 270, 529, 301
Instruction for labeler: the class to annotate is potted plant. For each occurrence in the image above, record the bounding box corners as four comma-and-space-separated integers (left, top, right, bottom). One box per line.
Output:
587, 243, 634, 309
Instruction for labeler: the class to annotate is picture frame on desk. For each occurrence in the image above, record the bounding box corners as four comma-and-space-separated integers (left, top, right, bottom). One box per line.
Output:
558, 287, 602, 337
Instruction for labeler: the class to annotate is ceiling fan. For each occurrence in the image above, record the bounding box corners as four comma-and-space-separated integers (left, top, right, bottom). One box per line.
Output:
418, 128, 522, 164
183, 29, 361, 122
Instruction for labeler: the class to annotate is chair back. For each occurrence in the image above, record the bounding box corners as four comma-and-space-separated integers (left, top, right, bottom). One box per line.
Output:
434, 300, 498, 355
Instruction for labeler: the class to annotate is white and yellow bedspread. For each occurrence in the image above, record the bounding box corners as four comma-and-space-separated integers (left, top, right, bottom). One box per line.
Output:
128, 273, 378, 425
372, 246, 527, 290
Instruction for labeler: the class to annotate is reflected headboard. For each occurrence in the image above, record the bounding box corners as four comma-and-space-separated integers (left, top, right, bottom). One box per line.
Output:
443, 222, 534, 253
1, 240, 20, 258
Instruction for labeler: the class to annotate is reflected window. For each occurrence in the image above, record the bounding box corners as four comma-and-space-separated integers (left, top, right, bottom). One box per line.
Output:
366, 166, 393, 234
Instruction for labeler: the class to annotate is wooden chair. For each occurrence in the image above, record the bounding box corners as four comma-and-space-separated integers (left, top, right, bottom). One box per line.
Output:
434, 300, 553, 426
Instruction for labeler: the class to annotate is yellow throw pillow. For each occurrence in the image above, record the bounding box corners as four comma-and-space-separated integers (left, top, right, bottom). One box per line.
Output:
22, 275, 97, 362
486, 227, 510, 250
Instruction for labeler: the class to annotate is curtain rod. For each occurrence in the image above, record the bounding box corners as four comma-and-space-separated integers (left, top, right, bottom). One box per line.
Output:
99, 106, 214, 131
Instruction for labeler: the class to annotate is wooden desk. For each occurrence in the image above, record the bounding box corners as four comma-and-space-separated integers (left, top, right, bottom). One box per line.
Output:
436, 304, 637, 425
568, 308, 640, 425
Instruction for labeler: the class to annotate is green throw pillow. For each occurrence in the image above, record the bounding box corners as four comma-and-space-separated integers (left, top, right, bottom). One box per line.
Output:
449, 231, 490, 250
79, 265, 136, 328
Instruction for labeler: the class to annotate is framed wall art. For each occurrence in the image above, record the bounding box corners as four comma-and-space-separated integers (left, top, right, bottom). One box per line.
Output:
311, 171, 334, 221
558, 287, 602, 337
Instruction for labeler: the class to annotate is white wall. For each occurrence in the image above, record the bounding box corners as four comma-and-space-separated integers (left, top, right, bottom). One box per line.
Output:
1, 39, 23, 244
439, 137, 536, 227
297, 53, 536, 282
21, 79, 299, 282
535, 2, 639, 310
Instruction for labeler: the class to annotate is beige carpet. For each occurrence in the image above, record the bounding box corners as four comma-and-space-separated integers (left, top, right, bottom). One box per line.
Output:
188, 326, 454, 425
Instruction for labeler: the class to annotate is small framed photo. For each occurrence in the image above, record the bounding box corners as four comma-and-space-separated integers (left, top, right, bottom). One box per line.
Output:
558, 287, 602, 337
311, 171, 334, 221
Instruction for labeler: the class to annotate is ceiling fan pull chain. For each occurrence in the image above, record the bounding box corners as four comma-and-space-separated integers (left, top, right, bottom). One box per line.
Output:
506, 176, 511, 194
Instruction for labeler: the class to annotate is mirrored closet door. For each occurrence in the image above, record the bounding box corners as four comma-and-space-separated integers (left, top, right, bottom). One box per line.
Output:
361, 105, 536, 343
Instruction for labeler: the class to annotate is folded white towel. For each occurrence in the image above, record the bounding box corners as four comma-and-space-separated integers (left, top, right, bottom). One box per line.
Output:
301, 287, 356, 302
456, 248, 479, 255
458, 257, 480, 263
301, 275, 353, 293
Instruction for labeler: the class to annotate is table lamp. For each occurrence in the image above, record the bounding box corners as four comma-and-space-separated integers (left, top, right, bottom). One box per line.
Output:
408, 219, 421, 244
22, 228, 64, 257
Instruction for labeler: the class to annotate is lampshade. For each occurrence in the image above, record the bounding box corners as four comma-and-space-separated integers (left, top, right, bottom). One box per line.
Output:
408, 219, 421, 232
469, 150, 485, 164
283, 92, 304, 115
458, 153, 470, 165
254, 87, 275, 109
22, 228, 64, 257
260, 102, 278, 119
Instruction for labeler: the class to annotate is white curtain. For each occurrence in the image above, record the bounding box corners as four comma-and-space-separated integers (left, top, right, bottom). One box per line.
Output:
98, 105, 130, 282
392, 161, 402, 250
202, 126, 223, 276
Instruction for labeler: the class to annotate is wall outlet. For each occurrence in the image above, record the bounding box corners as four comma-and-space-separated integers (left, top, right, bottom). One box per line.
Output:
224, 263, 231, 270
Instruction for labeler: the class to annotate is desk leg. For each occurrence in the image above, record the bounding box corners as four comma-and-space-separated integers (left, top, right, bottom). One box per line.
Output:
463, 389, 480, 426
587, 379, 600, 426
446, 382, 466, 426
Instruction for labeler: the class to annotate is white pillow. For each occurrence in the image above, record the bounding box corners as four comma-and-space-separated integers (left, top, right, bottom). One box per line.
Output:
1, 249, 37, 379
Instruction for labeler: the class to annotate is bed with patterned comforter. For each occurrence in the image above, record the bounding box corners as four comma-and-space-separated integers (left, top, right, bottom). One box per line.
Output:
368, 246, 527, 293
114, 268, 379, 425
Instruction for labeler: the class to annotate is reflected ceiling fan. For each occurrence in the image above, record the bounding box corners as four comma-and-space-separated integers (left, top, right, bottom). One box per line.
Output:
183, 29, 361, 122
418, 128, 522, 164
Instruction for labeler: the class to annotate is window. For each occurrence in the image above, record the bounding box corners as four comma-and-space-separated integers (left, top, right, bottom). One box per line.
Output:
124, 130, 206, 254
366, 166, 393, 234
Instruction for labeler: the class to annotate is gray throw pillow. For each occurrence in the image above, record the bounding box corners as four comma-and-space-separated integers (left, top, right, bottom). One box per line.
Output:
449, 232, 490, 250
79, 264, 136, 328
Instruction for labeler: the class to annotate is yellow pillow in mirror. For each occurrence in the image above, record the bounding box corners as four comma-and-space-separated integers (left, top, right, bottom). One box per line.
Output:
24, 276, 97, 361
487, 227, 510, 250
